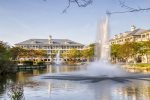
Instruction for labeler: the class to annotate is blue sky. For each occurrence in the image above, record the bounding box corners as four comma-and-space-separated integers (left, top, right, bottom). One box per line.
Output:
0, 0, 150, 45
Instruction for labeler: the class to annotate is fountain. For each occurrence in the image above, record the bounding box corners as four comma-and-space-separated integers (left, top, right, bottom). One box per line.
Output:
42, 16, 150, 82
42, 16, 125, 78
95, 16, 110, 61
54, 50, 62, 65
86, 16, 125, 77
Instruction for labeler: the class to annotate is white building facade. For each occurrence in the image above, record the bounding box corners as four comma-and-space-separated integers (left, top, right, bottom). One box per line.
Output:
110, 26, 150, 63
110, 26, 150, 44
15, 35, 84, 62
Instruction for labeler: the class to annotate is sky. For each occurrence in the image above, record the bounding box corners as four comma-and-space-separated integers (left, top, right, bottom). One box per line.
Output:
0, 0, 150, 46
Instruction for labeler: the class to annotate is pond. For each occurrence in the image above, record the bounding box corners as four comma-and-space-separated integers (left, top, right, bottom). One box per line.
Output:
0, 64, 150, 100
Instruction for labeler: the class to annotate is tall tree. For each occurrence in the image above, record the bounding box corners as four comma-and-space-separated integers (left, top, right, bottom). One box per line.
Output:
111, 44, 121, 63
81, 44, 94, 62
10, 47, 25, 60
142, 40, 150, 63
118, 42, 133, 63
0, 41, 15, 75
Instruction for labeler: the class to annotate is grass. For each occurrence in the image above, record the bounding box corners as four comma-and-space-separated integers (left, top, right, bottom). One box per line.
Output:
130, 63, 150, 67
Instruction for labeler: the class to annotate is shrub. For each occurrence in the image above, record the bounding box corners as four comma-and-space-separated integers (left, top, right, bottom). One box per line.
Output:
22, 60, 33, 66
37, 61, 45, 66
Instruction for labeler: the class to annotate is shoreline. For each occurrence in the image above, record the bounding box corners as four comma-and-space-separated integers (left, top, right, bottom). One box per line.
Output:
122, 63, 150, 70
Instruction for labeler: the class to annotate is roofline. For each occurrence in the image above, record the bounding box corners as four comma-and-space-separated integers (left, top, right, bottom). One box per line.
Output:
14, 38, 85, 46
15, 43, 84, 45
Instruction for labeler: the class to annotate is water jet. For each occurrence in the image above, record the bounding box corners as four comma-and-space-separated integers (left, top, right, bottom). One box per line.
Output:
54, 50, 62, 65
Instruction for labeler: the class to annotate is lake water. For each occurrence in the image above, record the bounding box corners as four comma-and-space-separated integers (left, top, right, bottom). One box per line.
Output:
0, 64, 150, 100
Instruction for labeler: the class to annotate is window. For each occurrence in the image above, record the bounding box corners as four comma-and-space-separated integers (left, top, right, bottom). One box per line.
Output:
142, 35, 145, 38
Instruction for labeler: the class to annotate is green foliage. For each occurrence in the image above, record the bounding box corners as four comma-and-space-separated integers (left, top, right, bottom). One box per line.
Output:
36, 61, 45, 66
0, 41, 48, 74
82, 44, 94, 61
0, 60, 16, 75
111, 44, 121, 57
62, 44, 95, 63
82, 48, 94, 58
10, 47, 25, 60
35, 49, 47, 57
111, 40, 150, 63
9, 47, 48, 60
69, 49, 81, 58
22, 60, 33, 66
142, 40, 150, 55
62, 49, 81, 59
0, 41, 16, 75
119, 42, 133, 59
89, 43, 95, 48
0, 42, 10, 61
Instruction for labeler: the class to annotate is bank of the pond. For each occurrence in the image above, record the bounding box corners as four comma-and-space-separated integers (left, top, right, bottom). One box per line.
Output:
0, 61, 47, 76
122, 63, 150, 70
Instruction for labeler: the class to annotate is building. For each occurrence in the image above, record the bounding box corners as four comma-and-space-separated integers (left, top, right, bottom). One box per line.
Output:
110, 26, 150, 63
15, 35, 84, 62
110, 25, 150, 44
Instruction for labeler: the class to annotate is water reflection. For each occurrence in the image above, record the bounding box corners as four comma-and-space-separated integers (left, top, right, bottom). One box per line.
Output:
87, 80, 150, 100
115, 80, 150, 100
46, 65, 83, 73
0, 65, 150, 100
0, 74, 17, 99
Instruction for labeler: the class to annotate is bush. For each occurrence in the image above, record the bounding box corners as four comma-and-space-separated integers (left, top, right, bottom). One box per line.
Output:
22, 60, 33, 66
36, 61, 45, 66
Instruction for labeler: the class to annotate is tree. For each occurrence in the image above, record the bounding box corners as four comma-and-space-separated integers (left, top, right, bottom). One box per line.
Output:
62, 49, 81, 63
117, 42, 134, 63
44, 0, 150, 14
10, 47, 47, 61
44, 0, 92, 13
0, 42, 10, 61
130, 42, 143, 63
141, 40, 150, 63
68, 49, 79, 58
107, 0, 150, 15
0, 41, 16, 75
35, 49, 47, 58
81, 44, 94, 62
25, 49, 47, 62
111, 41, 150, 64
111, 44, 121, 63
10, 47, 25, 60
64, 0, 150, 15
64, 0, 93, 13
